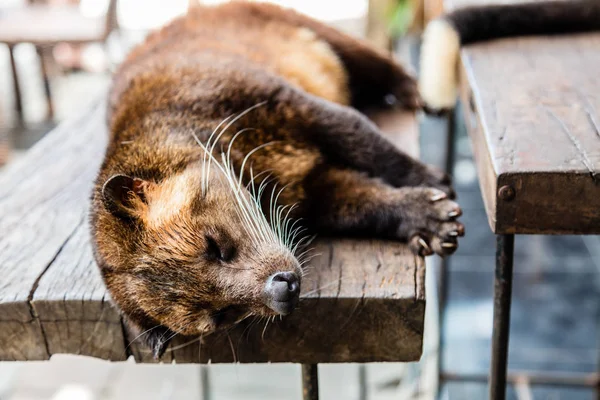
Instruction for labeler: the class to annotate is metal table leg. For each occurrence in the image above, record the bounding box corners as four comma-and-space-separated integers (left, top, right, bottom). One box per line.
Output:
8, 45, 24, 126
489, 234, 515, 400
439, 110, 457, 315
200, 365, 210, 400
358, 364, 368, 400
37, 46, 54, 121
437, 108, 457, 396
302, 364, 319, 400
444, 109, 457, 176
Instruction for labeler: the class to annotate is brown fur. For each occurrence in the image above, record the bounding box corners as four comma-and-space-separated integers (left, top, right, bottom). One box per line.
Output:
90, 1, 463, 358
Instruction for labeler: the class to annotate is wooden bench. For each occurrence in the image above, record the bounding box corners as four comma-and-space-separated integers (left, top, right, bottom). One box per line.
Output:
0, 96, 423, 398
441, 1, 600, 397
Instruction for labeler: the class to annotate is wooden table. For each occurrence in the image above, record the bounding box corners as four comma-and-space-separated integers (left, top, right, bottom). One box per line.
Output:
442, 5, 600, 399
0, 97, 423, 399
0, 1, 117, 123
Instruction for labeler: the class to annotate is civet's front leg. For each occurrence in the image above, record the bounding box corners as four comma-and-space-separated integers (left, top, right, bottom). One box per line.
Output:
303, 167, 464, 256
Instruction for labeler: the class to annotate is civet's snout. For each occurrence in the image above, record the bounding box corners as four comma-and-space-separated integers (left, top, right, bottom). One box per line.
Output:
262, 271, 300, 315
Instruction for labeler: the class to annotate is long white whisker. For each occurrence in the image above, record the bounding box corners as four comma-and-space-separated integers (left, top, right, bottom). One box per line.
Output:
237, 141, 277, 189
275, 204, 290, 244
282, 205, 299, 246
270, 181, 293, 229
203, 114, 235, 195
189, 105, 306, 258
221, 159, 263, 245
300, 279, 343, 298
299, 254, 321, 269
289, 226, 308, 248
220, 149, 275, 245
245, 169, 274, 189
206, 102, 266, 194
291, 231, 311, 255
195, 131, 262, 247
234, 143, 279, 244
296, 247, 316, 263
209, 102, 267, 159
226, 128, 256, 171
167, 336, 202, 351
286, 218, 304, 243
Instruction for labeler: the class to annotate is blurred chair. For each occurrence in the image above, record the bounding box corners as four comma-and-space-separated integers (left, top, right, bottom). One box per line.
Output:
0, 0, 118, 124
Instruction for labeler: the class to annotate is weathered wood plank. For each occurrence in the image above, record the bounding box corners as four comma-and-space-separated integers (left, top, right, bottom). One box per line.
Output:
31, 221, 126, 361
459, 33, 600, 234
0, 303, 47, 361
6, 102, 126, 361
0, 100, 108, 361
0, 93, 424, 362
445, 0, 600, 234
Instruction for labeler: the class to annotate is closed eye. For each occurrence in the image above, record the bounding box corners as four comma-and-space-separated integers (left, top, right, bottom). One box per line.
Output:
205, 235, 223, 261
205, 235, 235, 262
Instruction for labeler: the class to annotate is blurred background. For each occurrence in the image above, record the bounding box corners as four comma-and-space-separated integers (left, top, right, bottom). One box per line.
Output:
0, 0, 379, 162
0, 0, 598, 399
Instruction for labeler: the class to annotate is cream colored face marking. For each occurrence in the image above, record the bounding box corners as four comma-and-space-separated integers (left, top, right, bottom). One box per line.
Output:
145, 167, 199, 228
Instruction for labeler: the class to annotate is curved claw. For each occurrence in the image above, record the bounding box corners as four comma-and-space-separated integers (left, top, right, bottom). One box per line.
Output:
448, 210, 462, 218
430, 192, 447, 202
417, 237, 433, 256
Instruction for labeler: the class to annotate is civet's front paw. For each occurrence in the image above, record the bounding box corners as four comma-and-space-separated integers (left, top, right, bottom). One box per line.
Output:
396, 188, 464, 257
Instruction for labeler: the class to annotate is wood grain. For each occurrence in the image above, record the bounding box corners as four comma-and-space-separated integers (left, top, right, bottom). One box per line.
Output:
31, 221, 126, 361
0, 95, 424, 362
459, 33, 600, 234
459, 65, 498, 229
0, 100, 107, 361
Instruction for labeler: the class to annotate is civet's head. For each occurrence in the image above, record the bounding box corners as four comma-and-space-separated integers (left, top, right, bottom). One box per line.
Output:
92, 140, 305, 359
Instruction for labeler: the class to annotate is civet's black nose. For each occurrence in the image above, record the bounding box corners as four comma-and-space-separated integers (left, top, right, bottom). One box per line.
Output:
263, 271, 300, 315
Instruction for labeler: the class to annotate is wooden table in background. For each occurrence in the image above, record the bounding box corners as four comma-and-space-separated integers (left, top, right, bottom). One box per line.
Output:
440, 1, 600, 399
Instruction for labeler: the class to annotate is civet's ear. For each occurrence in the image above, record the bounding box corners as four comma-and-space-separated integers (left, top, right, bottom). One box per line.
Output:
101, 174, 149, 219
